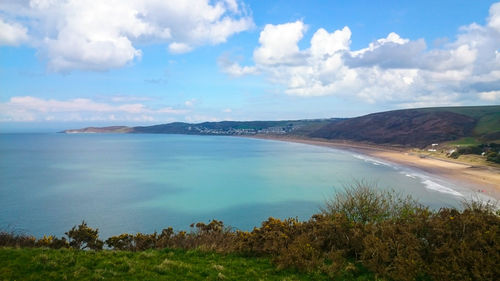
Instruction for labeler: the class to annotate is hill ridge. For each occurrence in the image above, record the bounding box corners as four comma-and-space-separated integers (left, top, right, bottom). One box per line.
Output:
62, 105, 500, 148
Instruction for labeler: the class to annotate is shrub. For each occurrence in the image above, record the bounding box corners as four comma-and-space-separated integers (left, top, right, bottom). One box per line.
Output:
457, 146, 483, 155
105, 233, 157, 251
486, 151, 500, 163
134, 233, 157, 250
360, 220, 428, 281
240, 217, 301, 256
274, 233, 321, 271
65, 221, 103, 250
0, 231, 36, 248
322, 180, 425, 223
188, 220, 236, 252
424, 208, 500, 281
35, 235, 69, 249
105, 233, 134, 250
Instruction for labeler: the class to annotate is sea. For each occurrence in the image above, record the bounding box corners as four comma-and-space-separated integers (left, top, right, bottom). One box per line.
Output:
0, 133, 491, 238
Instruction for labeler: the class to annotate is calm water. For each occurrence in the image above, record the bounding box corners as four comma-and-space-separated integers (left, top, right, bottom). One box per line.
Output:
0, 133, 484, 238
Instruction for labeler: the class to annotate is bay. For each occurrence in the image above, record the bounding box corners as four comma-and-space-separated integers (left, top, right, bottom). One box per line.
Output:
0, 133, 475, 238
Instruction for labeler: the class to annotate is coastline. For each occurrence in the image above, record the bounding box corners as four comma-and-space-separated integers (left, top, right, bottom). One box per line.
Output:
246, 135, 500, 200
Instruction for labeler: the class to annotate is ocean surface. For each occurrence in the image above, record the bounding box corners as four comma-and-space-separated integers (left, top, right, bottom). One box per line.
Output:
0, 133, 486, 238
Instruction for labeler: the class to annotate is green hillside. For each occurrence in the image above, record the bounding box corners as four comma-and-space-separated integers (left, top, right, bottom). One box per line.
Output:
310, 106, 500, 147
420, 105, 500, 118
419, 105, 500, 139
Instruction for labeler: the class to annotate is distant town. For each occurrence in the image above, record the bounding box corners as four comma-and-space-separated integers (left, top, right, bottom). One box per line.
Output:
186, 125, 294, 135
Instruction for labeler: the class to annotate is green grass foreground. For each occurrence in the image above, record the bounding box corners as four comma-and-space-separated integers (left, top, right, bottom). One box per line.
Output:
0, 247, 360, 281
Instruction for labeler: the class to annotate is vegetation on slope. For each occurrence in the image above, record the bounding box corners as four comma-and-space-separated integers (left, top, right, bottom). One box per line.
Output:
448, 143, 500, 164
63, 119, 340, 136
2, 183, 499, 281
421, 105, 500, 142
310, 109, 477, 147
310, 106, 500, 147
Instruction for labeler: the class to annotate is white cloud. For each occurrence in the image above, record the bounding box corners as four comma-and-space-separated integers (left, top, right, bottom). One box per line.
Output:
488, 2, 500, 32
0, 0, 253, 72
0, 96, 188, 122
310, 26, 351, 57
218, 55, 257, 76
0, 18, 28, 46
254, 21, 306, 66
478, 90, 500, 101
222, 2, 500, 107
168, 42, 193, 54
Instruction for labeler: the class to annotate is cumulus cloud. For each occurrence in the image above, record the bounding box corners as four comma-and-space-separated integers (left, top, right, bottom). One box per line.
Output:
0, 96, 188, 122
0, 18, 28, 46
0, 0, 253, 72
346, 33, 426, 69
222, 2, 500, 106
253, 21, 307, 66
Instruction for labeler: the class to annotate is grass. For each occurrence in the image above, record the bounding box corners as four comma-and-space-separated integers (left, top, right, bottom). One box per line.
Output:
419, 106, 500, 139
0, 247, 341, 281
474, 112, 500, 135
446, 137, 481, 146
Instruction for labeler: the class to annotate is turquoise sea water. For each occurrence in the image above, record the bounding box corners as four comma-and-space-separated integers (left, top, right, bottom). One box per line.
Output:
0, 133, 486, 238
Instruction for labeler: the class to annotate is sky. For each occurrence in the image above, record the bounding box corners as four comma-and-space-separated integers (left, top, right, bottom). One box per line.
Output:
1, 0, 499, 132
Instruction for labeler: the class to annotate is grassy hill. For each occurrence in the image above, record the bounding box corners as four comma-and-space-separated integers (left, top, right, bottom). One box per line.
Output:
310, 106, 500, 147
420, 106, 500, 141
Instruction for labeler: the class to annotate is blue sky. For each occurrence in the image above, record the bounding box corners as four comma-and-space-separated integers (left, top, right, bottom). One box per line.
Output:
0, 0, 499, 131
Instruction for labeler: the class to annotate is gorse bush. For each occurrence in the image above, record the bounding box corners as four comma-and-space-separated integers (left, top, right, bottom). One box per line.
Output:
35, 235, 69, 249
1, 183, 499, 281
104, 220, 236, 252
322, 181, 427, 223
0, 230, 36, 248
65, 220, 103, 250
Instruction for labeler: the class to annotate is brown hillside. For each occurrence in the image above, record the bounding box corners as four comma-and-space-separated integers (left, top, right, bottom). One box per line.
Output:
309, 110, 476, 147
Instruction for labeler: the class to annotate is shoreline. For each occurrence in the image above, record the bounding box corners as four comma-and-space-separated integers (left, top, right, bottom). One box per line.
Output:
246, 135, 500, 200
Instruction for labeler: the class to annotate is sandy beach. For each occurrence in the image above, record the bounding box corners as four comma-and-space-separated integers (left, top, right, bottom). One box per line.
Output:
248, 135, 500, 200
